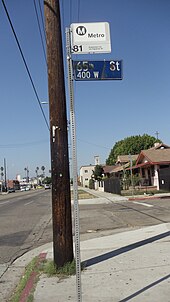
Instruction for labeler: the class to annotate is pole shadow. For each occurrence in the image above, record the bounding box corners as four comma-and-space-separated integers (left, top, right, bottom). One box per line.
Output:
119, 273, 170, 302
82, 230, 170, 268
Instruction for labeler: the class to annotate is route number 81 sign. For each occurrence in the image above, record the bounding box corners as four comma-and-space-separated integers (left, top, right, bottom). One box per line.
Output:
70, 22, 111, 54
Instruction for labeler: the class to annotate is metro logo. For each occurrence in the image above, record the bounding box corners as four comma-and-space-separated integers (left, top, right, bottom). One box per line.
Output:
76, 26, 87, 36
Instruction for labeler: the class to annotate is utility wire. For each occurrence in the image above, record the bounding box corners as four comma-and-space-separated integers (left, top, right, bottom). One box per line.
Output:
38, 0, 47, 49
78, 138, 110, 150
1, 0, 50, 131
33, 0, 47, 66
0, 139, 49, 148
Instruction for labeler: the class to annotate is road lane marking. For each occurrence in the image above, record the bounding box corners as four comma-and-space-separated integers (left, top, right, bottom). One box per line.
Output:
0, 197, 24, 206
0, 200, 10, 205
133, 201, 153, 207
24, 200, 35, 206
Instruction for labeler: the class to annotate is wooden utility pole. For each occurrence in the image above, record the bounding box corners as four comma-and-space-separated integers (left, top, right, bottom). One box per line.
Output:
44, 0, 73, 267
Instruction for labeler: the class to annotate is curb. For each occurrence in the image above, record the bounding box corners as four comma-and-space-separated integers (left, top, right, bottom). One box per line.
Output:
128, 195, 170, 201
19, 252, 47, 302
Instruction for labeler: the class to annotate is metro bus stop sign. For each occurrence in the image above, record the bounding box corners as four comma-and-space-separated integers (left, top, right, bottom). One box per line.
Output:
71, 22, 111, 54
73, 60, 123, 81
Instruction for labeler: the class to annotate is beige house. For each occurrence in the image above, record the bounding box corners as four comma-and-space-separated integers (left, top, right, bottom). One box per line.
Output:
80, 165, 95, 187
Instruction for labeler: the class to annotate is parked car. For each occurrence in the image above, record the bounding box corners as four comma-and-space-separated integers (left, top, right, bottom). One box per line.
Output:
8, 187, 15, 193
25, 186, 30, 191
20, 186, 26, 191
44, 184, 51, 190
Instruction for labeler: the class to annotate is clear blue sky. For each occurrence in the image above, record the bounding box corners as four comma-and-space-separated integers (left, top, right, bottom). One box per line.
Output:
0, 0, 170, 179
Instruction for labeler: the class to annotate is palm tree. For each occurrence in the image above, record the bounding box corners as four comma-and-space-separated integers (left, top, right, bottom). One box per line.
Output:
24, 167, 27, 178
24, 167, 29, 182
41, 166, 45, 177
36, 167, 39, 177
1, 167, 4, 180
35, 167, 39, 186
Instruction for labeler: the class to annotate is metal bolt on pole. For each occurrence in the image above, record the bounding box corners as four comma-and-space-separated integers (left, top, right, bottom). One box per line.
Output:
66, 27, 82, 302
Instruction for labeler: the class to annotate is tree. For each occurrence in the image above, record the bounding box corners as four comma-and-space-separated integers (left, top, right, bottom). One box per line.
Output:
43, 176, 51, 184
24, 167, 27, 177
92, 165, 104, 180
106, 134, 162, 165
1, 167, 4, 180
36, 167, 39, 177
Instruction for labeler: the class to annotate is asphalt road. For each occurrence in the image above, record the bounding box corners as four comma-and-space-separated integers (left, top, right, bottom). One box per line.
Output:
78, 196, 170, 240
0, 189, 52, 264
1, 189, 170, 266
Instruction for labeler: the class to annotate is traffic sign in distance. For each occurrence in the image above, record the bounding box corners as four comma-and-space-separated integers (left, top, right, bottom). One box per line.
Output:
73, 60, 123, 81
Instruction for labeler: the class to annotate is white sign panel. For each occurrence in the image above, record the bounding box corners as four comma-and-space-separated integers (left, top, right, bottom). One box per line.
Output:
70, 22, 111, 54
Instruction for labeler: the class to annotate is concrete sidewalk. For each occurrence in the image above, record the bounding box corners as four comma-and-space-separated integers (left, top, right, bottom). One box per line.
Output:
1, 223, 169, 302
33, 223, 170, 302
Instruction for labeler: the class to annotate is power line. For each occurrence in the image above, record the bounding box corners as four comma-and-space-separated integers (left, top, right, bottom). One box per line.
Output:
0, 139, 49, 149
33, 0, 47, 66
78, 138, 110, 150
38, 0, 47, 45
1, 0, 50, 131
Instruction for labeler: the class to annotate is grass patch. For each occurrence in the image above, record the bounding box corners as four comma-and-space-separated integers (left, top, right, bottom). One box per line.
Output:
71, 189, 96, 200
42, 259, 76, 277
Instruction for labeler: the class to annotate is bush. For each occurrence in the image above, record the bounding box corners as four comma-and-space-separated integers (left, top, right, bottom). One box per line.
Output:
89, 179, 94, 189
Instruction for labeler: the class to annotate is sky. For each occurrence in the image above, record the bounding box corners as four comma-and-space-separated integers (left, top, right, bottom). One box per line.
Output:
0, 0, 170, 179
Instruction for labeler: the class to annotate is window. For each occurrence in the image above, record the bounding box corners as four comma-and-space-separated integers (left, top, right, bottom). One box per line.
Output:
85, 178, 88, 181
85, 170, 88, 173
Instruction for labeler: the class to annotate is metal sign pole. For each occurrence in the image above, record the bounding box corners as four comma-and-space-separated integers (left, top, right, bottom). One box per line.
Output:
66, 27, 82, 302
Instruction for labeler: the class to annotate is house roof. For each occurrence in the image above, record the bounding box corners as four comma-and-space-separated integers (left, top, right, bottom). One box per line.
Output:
103, 165, 116, 173
116, 154, 138, 164
149, 143, 170, 150
103, 165, 125, 174
136, 149, 170, 166
80, 165, 95, 169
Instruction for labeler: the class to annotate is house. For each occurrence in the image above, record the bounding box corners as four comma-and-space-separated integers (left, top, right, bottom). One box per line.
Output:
130, 144, 170, 190
101, 143, 170, 192
7, 180, 20, 190
80, 165, 95, 187
80, 143, 170, 191
102, 154, 139, 179
80, 156, 101, 188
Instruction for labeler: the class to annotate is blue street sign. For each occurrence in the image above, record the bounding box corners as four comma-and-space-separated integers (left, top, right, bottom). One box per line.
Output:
73, 60, 123, 81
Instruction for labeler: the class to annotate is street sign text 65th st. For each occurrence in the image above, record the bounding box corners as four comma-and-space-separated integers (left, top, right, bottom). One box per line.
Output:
73, 60, 123, 81
71, 22, 111, 54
